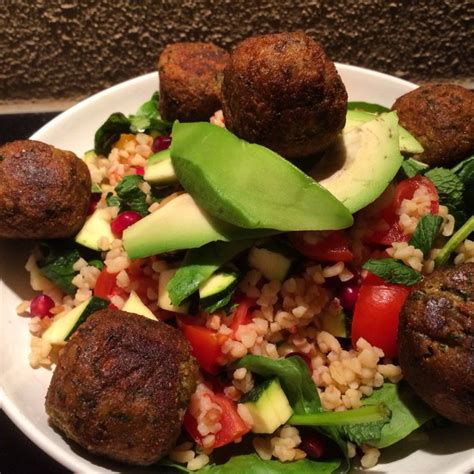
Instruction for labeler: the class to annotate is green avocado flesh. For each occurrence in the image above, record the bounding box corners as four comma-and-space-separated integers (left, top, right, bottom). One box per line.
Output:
310, 112, 404, 213
122, 193, 272, 258
170, 122, 353, 232
345, 109, 423, 155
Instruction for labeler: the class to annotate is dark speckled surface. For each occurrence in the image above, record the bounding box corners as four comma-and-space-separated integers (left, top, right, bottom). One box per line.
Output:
0, 0, 473, 104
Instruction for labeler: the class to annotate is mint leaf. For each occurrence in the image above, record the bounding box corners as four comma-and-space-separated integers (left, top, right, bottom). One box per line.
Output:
363, 258, 422, 286
115, 175, 149, 216
401, 158, 429, 178
425, 168, 465, 222
409, 214, 443, 257
105, 193, 121, 208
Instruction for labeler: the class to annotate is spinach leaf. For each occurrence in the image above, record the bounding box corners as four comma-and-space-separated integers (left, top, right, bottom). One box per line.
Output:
362, 383, 434, 448
112, 175, 149, 216
200, 454, 340, 474
94, 112, 131, 156
129, 91, 172, 135
363, 258, 422, 286
452, 154, 474, 185
400, 158, 429, 178
236, 355, 321, 414
347, 101, 390, 114
409, 214, 443, 257
425, 168, 466, 223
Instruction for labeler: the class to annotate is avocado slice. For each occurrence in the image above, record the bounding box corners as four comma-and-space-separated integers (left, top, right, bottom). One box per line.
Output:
345, 110, 423, 155
122, 193, 273, 259
310, 112, 404, 214
171, 122, 353, 232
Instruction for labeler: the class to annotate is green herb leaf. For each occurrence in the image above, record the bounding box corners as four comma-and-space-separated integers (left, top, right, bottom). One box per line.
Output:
236, 355, 322, 415
363, 258, 422, 286
129, 91, 172, 135
425, 168, 465, 222
37, 242, 103, 295
451, 154, 474, 185
361, 383, 434, 448
37, 243, 82, 295
401, 158, 429, 178
409, 214, 443, 257
105, 193, 121, 209
200, 454, 340, 474
114, 175, 149, 216
347, 101, 390, 114
94, 112, 131, 156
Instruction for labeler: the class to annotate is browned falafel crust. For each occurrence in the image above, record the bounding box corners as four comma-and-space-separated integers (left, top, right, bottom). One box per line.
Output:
0, 140, 91, 239
45, 310, 199, 465
392, 84, 474, 167
158, 42, 229, 122
398, 263, 474, 426
221, 32, 347, 159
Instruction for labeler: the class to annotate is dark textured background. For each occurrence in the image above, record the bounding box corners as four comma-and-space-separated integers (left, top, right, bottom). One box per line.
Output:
1, 0, 473, 105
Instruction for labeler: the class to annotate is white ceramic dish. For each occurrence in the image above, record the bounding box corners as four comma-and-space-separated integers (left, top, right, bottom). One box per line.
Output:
1, 67, 473, 473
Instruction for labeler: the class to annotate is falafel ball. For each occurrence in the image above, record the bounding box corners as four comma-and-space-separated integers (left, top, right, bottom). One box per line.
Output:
221, 32, 347, 159
398, 263, 474, 426
45, 309, 199, 465
0, 140, 91, 239
392, 84, 474, 167
158, 42, 229, 122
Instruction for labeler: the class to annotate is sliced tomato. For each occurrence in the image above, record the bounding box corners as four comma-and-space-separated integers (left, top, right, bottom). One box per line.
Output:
290, 230, 353, 263
184, 391, 250, 448
229, 297, 256, 332
366, 176, 439, 246
178, 317, 227, 374
351, 272, 410, 358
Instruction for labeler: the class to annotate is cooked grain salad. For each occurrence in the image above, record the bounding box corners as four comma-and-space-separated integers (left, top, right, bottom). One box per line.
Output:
17, 89, 474, 473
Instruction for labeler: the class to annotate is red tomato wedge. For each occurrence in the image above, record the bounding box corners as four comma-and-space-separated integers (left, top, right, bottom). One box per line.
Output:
351, 273, 410, 358
290, 230, 353, 262
178, 317, 227, 374
184, 391, 250, 448
367, 176, 439, 246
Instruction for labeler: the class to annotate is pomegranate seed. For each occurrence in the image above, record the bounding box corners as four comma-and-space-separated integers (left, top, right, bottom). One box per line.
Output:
152, 135, 171, 153
339, 284, 360, 311
30, 294, 55, 318
134, 166, 145, 176
285, 351, 312, 371
88, 194, 101, 215
300, 430, 326, 459
111, 210, 142, 237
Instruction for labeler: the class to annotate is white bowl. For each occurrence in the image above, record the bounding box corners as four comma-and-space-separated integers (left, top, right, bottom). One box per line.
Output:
1, 67, 473, 473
